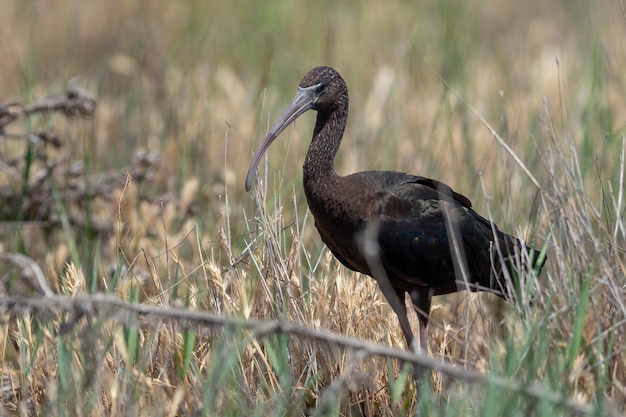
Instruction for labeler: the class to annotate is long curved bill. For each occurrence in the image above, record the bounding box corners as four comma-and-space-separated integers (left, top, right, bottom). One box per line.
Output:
245, 85, 320, 191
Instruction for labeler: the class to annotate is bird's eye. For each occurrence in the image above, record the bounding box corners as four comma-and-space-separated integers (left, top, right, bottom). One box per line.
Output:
312, 82, 325, 95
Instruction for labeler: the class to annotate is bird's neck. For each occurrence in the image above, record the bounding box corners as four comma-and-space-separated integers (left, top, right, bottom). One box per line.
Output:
303, 103, 347, 191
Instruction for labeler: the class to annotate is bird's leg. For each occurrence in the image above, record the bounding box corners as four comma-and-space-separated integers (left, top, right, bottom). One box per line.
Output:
357, 222, 419, 352
357, 221, 421, 377
370, 278, 423, 379
387, 287, 426, 380
392, 288, 419, 353
408, 288, 432, 354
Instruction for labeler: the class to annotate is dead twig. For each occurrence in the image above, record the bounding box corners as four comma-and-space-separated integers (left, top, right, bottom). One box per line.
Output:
0, 293, 618, 417
0, 86, 95, 131
0, 253, 54, 296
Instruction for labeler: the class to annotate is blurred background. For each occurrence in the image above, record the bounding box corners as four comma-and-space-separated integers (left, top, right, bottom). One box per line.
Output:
0, 0, 624, 415
1, 0, 622, 267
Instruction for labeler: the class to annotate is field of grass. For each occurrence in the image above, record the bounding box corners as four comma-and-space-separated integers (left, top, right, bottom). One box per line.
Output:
0, 0, 625, 415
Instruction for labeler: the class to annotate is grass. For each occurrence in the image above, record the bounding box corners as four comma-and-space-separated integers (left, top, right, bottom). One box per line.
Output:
1, 0, 625, 415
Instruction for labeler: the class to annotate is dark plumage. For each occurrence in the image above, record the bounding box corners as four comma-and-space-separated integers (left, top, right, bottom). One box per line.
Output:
245, 66, 546, 367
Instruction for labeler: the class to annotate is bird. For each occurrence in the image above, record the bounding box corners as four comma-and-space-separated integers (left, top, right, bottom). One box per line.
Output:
245, 66, 546, 370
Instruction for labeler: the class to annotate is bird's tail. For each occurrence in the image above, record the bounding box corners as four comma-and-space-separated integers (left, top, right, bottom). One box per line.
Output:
492, 231, 546, 300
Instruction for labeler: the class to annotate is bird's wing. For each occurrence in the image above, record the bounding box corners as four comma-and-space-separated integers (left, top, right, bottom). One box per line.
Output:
365, 176, 495, 292
408, 176, 473, 208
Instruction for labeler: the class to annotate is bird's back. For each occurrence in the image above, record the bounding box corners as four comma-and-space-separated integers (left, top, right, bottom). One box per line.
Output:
309, 171, 544, 298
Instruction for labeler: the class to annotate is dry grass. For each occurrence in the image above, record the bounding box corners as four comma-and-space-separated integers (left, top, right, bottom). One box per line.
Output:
0, 0, 625, 415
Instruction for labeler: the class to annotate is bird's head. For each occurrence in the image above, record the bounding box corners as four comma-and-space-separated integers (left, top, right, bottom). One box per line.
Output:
298, 66, 347, 112
245, 66, 347, 191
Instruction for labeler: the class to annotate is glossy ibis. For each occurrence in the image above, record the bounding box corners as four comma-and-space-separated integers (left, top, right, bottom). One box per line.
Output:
245, 66, 545, 364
